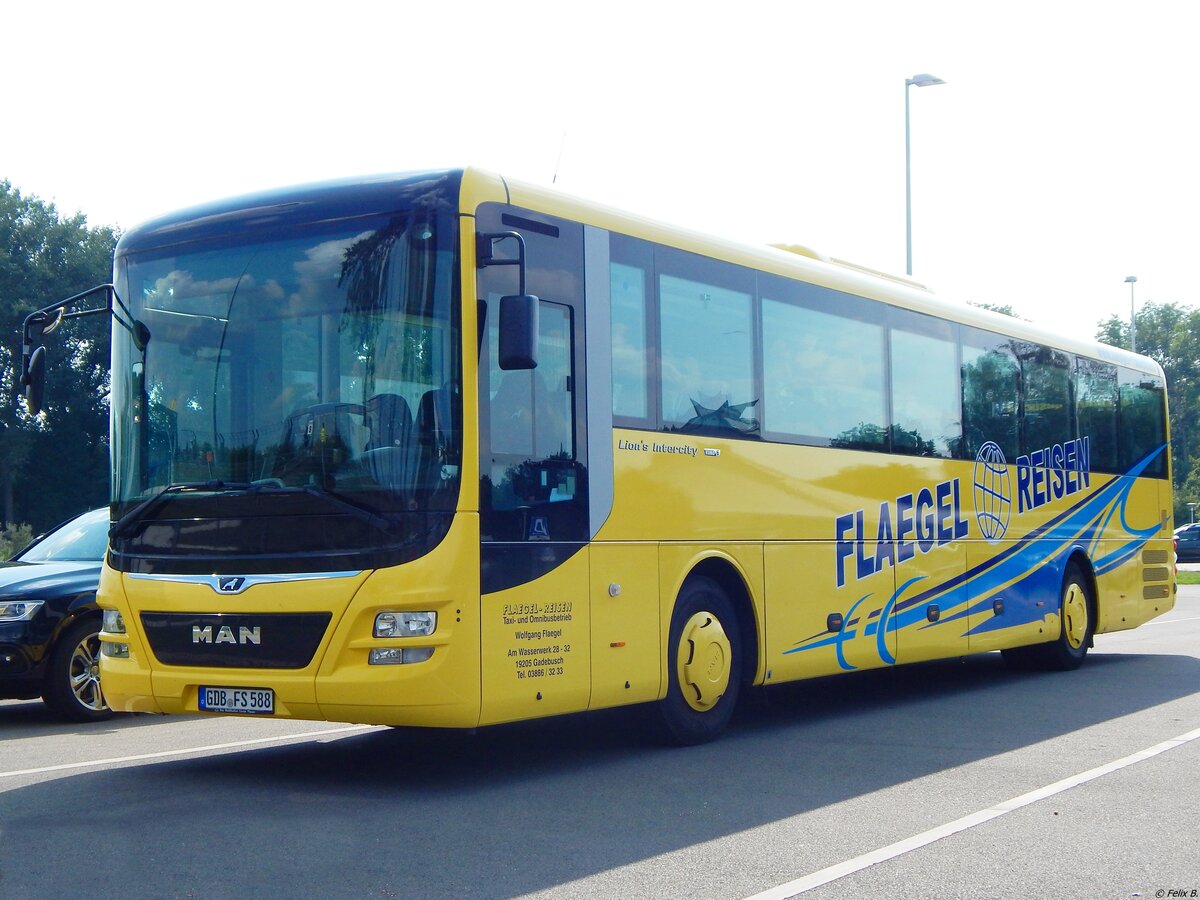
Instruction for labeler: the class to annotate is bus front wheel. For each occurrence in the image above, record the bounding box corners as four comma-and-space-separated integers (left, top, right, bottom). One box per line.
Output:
657, 576, 741, 745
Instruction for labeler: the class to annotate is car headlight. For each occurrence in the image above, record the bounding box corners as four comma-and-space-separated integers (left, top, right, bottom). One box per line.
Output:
0, 600, 44, 621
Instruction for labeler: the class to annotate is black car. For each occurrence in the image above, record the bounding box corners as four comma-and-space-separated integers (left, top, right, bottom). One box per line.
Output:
1176, 524, 1200, 563
0, 507, 111, 721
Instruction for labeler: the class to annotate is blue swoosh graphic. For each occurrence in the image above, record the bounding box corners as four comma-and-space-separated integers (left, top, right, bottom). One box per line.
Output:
784, 444, 1167, 664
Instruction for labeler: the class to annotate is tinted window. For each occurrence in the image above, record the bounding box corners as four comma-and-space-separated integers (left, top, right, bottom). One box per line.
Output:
761, 293, 886, 448
610, 260, 650, 421
1076, 357, 1119, 473
658, 253, 758, 435
1118, 368, 1168, 478
889, 312, 960, 457
961, 329, 1020, 461
1019, 343, 1073, 452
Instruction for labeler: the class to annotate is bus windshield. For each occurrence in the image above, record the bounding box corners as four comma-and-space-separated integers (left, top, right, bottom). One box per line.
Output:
109, 212, 461, 570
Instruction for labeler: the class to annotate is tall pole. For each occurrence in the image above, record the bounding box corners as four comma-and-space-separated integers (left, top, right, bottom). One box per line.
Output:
1126, 275, 1138, 354
905, 83, 913, 276
904, 74, 945, 276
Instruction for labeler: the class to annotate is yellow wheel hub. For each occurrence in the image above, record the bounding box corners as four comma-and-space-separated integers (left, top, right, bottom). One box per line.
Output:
676, 610, 732, 712
1062, 582, 1089, 649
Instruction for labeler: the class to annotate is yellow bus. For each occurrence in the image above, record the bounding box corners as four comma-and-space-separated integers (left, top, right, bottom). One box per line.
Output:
22, 167, 1175, 743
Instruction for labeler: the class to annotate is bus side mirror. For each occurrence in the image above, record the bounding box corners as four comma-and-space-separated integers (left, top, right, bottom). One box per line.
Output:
23, 345, 46, 416
498, 294, 539, 370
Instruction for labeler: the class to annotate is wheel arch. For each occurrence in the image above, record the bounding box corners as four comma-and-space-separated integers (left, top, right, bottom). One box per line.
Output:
50, 595, 101, 646
680, 555, 762, 687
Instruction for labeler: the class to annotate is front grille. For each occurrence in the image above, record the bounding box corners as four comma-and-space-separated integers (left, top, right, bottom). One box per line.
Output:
1143, 584, 1170, 600
1142, 549, 1169, 565
140, 612, 332, 668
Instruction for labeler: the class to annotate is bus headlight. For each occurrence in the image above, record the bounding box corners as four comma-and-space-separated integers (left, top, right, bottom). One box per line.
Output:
374, 611, 437, 638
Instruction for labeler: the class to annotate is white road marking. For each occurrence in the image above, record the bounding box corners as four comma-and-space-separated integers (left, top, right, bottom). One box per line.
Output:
1138, 615, 1200, 626
745, 726, 1200, 899
0, 723, 379, 781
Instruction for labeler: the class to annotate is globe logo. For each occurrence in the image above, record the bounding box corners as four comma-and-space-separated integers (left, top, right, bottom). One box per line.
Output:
973, 441, 1011, 544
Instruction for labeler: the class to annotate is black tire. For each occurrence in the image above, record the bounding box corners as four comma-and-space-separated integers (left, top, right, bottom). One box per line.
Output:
43, 616, 113, 722
1037, 562, 1094, 670
1004, 562, 1093, 673
657, 576, 741, 746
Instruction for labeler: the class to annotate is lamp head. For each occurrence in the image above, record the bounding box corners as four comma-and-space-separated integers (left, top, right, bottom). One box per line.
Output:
907, 73, 946, 88
1125, 275, 1138, 284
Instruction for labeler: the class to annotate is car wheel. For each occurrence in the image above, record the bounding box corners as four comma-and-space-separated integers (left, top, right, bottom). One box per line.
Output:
43, 616, 113, 722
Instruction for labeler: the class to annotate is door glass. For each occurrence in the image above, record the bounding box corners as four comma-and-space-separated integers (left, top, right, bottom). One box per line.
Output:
486, 299, 576, 511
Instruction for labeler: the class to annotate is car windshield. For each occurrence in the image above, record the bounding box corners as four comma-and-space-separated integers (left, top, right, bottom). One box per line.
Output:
16, 509, 109, 563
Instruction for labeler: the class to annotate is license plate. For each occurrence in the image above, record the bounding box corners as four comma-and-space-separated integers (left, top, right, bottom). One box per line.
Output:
198, 686, 274, 715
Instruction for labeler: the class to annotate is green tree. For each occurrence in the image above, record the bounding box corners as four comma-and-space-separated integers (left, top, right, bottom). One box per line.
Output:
1097, 300, 1200, 522
0, 180, 117, 530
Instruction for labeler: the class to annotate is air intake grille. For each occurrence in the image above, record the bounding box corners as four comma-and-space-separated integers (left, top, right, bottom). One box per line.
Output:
140, 612, 332, 668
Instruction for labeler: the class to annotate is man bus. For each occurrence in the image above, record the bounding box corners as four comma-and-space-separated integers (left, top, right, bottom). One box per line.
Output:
21, 167, 1174, 743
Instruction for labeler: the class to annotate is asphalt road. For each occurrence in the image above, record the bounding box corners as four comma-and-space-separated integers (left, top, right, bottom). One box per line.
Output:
2, 587, 1198, 900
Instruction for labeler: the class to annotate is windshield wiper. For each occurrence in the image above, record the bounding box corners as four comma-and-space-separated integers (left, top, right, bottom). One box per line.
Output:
111, 481, 254, 539
111, 480, 395, 540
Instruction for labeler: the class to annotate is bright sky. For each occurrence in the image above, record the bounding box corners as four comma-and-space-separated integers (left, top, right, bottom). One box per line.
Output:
6, 1, 1196, 339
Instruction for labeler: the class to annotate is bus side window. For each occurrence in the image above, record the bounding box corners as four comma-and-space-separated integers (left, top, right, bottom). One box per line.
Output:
1076, 357, 1119, 473
961, 329, 1020, 461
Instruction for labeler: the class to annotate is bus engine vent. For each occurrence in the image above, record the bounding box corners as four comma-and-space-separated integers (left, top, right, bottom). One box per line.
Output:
1143, 584, 1170, 600
1141, 566, 1170, 583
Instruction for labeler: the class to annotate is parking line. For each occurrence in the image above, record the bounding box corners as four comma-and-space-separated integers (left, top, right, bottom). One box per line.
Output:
745, 725, 1200, 899
0, 724, 379, 781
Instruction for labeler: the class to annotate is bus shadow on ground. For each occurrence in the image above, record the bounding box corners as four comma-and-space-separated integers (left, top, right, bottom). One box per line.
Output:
1, 650, 1196, 898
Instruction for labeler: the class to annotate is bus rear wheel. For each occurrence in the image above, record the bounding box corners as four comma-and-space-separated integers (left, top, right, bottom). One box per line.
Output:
658, 576, 741, 745
1006, 562, 1093, 672
1042, 563, 1094, 670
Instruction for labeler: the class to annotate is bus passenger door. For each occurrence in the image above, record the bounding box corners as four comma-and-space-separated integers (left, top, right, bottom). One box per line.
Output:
476, 205, 593, 725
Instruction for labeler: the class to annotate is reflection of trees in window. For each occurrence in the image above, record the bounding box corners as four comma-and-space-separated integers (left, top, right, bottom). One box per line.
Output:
830, 422, 889, 451
1017, 342, 1071, 453
890, 326, 958, 458
760, 298, 885, 444
1119, 370, 1168, 477
337, 215, 443, 391
672, 397, 760, 437
1076, 358, 1119, 472
961, 341, 1019, 459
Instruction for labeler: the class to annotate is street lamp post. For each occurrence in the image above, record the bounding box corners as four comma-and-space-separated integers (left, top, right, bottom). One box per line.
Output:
1125, 275, 1138, 354
905, 73, 946, 276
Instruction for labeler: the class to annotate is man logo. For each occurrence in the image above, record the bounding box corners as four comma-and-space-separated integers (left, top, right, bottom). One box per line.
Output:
192, 624, 262, 645
218, 576, 247, 593
973, 441, 1012, 544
